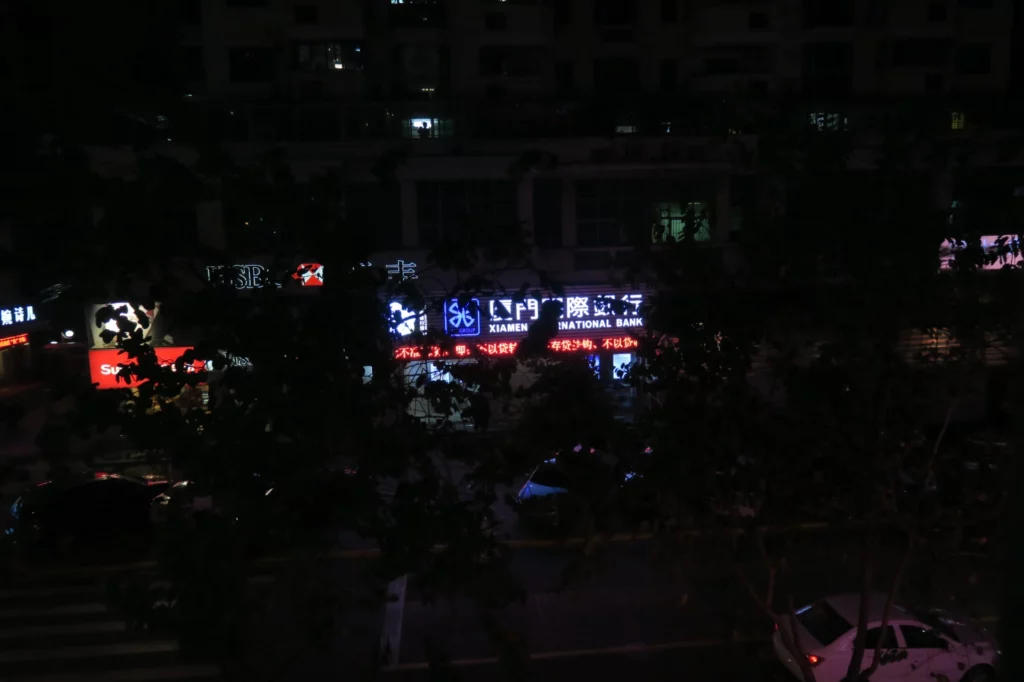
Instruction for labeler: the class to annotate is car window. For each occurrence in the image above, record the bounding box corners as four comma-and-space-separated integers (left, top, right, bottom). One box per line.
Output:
864, 626, 896, 650
529, 466, 571, 490
796, 601, 853, 646
900, 625, 947, 649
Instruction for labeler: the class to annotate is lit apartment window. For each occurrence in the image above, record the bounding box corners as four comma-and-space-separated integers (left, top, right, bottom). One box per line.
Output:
404, 117, 453, 139
653, 202, 711, 243
615, 125, 637, 134
294, 42, 363, 71
951, 111, 966, 130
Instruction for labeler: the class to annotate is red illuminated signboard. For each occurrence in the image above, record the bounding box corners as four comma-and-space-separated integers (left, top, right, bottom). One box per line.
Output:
394, 336, 639, 360
89, 347, 206, 390
0, 333, 28, 349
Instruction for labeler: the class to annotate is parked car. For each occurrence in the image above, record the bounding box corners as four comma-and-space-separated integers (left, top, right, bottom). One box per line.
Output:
5, 472, 169, 555
772, 593, 999, 682
514, 445, 655, 534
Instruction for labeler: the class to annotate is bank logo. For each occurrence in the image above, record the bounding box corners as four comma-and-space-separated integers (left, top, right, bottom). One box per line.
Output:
444, 298, 481, 337
293, 263, 325, 287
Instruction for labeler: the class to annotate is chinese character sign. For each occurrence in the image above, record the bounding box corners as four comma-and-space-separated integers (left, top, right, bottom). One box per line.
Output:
443, 298, 481, 337
0, 305, 36, 327
386, 260, 418, 281
480, 294, 643, 335
394, 335, 639, 360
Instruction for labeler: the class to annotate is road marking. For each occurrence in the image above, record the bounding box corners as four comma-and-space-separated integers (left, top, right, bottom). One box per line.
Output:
0, 640, 179, 663
0, 602, 108, 619
380, 575, 409, 667
0, 621, 126, 638
6, 663, 221, 682
384, 636, 766, 672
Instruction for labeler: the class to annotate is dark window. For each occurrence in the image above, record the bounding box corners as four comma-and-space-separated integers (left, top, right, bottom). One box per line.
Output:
595, 0, 635, 26
416, 181, 518, 246
958, 0, 993, 7
594, 56, 639, 93
345, 183, 403, 250
864, 0, 888, 26
660, 0, 678, 23
957, 44, 992, 74
892, 38, 951, 68
659, 58, 677, 88
485, 11, 507, 30
795, 601, 853, 646
802, 42, 853, 94
177, 47, 205, 82
901, 626, 949, 649
803, 0, 854, 27
555, 60, 575, 91
294, 4, 318, 24
554, 0, 572, 26
925, 72, 945, 92
479, 46, 543, 78
226, 0, 267, 7
533, 180, 564, 247
928, 2, 947, 21
749, 11, 769, 29
179, 0, 201, 24
864, 626, 896, 650
228, 47, 275, 83
294, 42, 364, 71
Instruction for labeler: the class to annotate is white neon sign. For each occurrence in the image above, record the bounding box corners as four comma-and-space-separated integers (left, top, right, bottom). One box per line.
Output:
484, 294, 643, 334
0, 305, 36, 327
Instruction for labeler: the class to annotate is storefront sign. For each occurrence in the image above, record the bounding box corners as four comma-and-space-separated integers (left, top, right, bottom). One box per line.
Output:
389, 301, 426, 337
394, 335, 640, 360
89, 347, 205, 390
291, 263, 325, 286
447, 293, 644, 336
206, 264, 278, 289
88, 303, 162, 349
940, 235, 1023, 270
387, 260, 418, 281
0, 333, 29, 349
444, 298, 481, 337
0, 306, 37, 327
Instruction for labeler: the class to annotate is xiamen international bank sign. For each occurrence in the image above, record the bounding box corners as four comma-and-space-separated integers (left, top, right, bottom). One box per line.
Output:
439, 292, 645, 339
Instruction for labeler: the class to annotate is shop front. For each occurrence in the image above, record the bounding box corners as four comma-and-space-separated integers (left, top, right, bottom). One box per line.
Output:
390, 288, 647, 426
0, 303, 43, 387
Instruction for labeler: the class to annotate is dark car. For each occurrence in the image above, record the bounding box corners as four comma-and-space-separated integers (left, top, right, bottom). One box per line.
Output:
6, 472, 170, 556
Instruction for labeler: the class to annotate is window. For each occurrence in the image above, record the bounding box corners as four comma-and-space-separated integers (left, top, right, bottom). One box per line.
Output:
652, 202, 711, 243
294, 42, 364, 71
864, 626, 896, 650
479, 46, 544, 78
578, 180, 703, 247
802, 42, 852, 94
533, 180, 563, 247
749, 11, 769, 29
615, 125, 637, 134
179, 0, 201, 25
659, 58, 677, 89
864, 0, 888, 26
925, 72, 945, 93
555, 60, 575, 91
808, 112, 848, 131
294, 4, 318, 24
957, 44, 992, 74
795, 602, 853, 646
892, 38, 951, 68
416, 181, 518, 246
803, 0, 855, 27
485, 11, 507, 30
958, 0, 993, 7
660, 0, 678, 23
901, 626, 948, 649
176, 47, 205, 82
403, 117, 454, 139
951, 111, 966, 130
594, 56, 639, 93
554, 0, 572, 26
595, 0, 635, 26
927, 2, 947, 21
228, 47, 275, 83
226, 0, 267, 6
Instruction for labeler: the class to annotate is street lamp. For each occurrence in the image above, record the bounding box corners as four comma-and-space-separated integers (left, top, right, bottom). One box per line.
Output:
61, 330, 75, 340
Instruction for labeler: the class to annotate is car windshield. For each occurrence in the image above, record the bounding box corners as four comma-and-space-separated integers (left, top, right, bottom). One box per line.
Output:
529, 466, 571, 490
796, 601, 853, 646
907, 609, 962, 643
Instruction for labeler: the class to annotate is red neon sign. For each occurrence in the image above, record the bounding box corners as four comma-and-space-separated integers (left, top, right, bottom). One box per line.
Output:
89, 347, 206, 390
0, 333, 28, 349
394, 336, 639, 360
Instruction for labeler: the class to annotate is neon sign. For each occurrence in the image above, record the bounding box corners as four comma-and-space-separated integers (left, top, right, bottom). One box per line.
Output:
0, 333, 28, 349
291, 263, 325, 286
444, 298, 481, 337
480, 294, 643, 334
89, 347, 206, 390
394, 335, 640, 360
0, 306, 36, 327
386, 260, 418, 281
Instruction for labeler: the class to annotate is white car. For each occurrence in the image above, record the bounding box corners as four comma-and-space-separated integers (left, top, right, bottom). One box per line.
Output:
772, 593, 999, 682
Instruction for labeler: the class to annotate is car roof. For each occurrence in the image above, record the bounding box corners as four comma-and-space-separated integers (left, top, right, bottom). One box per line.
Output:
823, 593, 914, 627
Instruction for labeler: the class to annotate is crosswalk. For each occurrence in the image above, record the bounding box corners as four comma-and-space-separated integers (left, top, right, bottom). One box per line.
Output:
0, 579, 220, 682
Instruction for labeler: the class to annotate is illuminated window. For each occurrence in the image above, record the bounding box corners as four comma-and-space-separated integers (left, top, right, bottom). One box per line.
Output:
615, 125, 637, 134
388, 301, 427, 337
653, 202, 711, 242
403, 117, 454, 139
951, 111, 966, 130
294, 41, 364, 72
808, 112, 848, 132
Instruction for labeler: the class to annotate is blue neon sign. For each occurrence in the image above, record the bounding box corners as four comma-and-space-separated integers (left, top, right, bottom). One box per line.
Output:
444, 298, 481, 337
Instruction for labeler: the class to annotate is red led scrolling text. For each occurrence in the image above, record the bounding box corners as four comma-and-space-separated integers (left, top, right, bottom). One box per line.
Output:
394, 336, 640, 360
